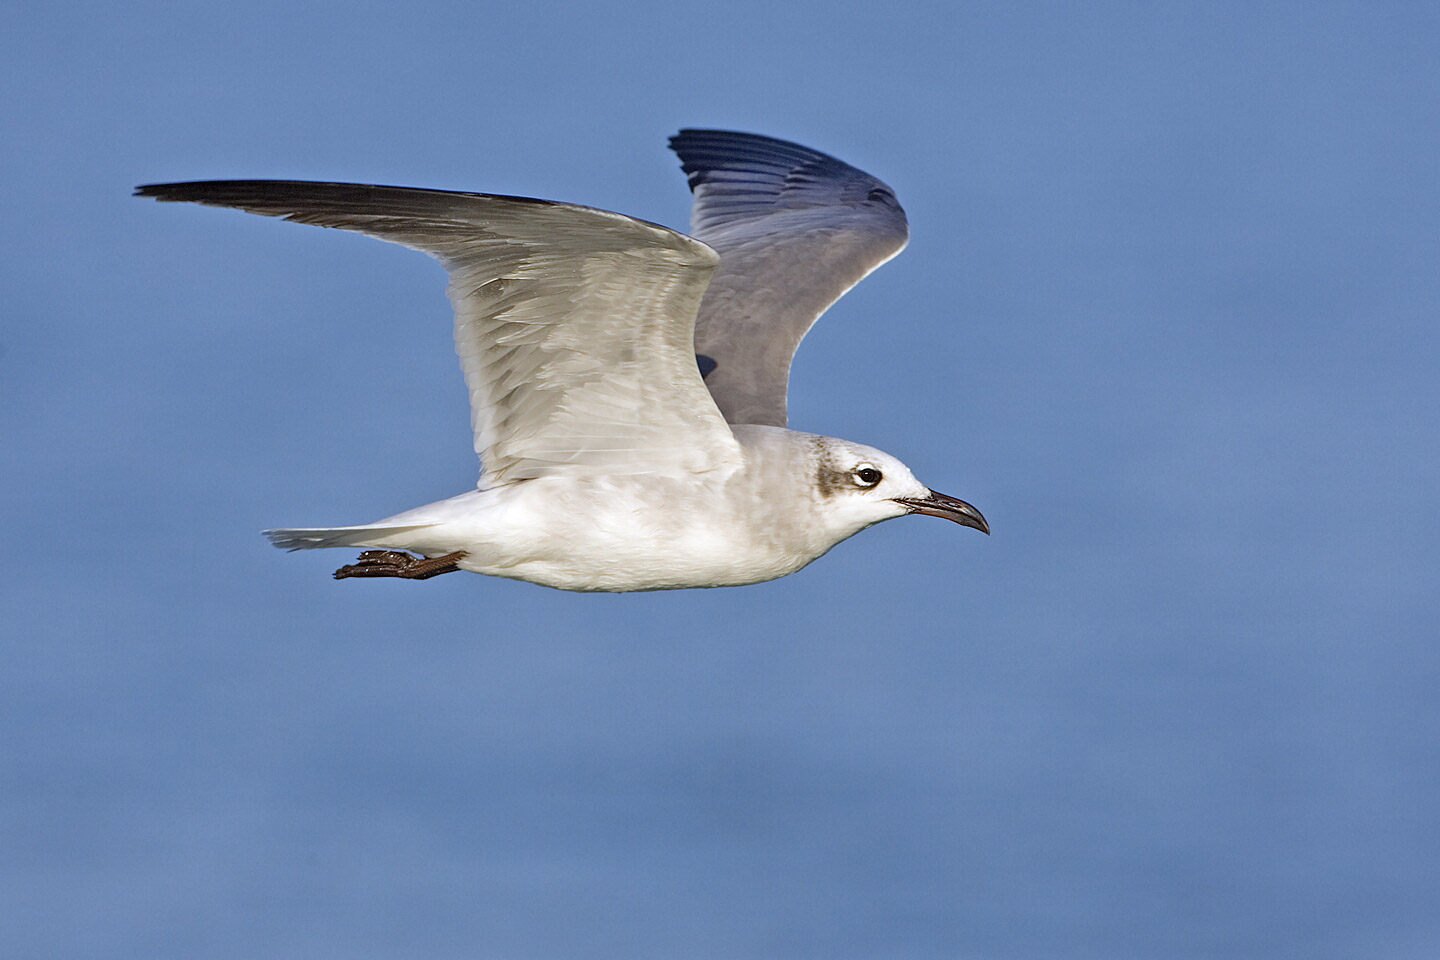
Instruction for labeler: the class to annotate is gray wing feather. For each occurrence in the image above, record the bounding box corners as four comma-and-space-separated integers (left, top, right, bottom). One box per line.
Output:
669, 130, 910, 427
136, 180, 741, 484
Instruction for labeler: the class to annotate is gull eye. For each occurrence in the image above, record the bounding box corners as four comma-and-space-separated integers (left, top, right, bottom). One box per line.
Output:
853, 466, 883, 487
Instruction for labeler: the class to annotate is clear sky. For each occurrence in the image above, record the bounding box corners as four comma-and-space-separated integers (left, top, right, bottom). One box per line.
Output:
4, 2, 1438, 958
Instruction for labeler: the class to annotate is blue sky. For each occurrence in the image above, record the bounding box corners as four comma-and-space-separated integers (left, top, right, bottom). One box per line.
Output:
4, 2, 1438, 958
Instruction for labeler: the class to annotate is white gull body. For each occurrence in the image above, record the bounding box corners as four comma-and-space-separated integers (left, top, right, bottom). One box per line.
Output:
137, 130, 987, 592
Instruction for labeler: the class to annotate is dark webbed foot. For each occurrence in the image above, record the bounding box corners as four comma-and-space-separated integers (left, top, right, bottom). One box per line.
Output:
333, 550, 467, 581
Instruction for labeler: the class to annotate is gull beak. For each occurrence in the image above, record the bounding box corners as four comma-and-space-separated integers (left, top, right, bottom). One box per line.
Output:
893, 491, 990, 534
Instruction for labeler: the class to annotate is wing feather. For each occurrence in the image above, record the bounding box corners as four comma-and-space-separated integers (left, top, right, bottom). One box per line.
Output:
136, 180, 741, 484
669, 130, 909, 427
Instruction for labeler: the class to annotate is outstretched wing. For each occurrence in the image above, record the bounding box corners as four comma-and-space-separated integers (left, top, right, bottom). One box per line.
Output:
669, 130, 910, 427
136, 181, 741, 485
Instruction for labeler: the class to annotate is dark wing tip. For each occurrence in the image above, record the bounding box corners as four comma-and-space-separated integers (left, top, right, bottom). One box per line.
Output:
666, 129, 905, 235
134, 180, 405, 206
130, 180, 587, 228
668, 129, 848, 190
133, 180, 318, 202
669, 128, 840, 160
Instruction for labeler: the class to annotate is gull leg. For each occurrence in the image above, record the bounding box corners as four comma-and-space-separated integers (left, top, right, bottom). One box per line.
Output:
333, 550, 467, 581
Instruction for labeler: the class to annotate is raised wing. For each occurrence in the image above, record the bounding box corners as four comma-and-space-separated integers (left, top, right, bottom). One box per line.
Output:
669, 130, 910, 427
135, 181, 741, 485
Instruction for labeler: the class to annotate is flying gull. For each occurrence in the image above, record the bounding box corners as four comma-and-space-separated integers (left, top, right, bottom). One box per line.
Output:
136, 129, 987, 591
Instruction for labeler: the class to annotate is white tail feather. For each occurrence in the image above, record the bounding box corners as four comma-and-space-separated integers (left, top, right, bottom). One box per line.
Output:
263, 524, 438, 551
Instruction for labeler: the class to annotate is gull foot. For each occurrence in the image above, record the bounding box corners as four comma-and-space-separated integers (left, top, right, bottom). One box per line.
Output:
333, 549, 467, 581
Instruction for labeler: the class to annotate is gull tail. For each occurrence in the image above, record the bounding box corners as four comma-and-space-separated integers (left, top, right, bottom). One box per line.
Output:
263, 523, 439, 552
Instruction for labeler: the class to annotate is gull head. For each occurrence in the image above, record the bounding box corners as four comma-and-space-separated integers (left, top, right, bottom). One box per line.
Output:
805, 437, 989, 540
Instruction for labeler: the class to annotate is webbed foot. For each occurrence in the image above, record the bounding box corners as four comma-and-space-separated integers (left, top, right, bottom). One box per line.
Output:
333, 549, 466, 581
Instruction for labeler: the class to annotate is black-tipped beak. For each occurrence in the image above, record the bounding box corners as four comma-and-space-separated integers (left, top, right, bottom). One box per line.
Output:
893, 491, 990, 534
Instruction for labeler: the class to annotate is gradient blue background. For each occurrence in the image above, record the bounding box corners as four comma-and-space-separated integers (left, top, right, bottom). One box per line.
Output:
5, 3, 1438, 957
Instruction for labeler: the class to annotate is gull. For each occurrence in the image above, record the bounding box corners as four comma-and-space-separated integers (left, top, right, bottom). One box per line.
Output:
136, 129, 987, 592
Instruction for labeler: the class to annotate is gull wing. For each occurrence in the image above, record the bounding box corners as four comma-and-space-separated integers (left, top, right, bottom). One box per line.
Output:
136, 181, 741, 485
668, 130, 910, 427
